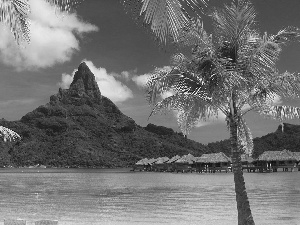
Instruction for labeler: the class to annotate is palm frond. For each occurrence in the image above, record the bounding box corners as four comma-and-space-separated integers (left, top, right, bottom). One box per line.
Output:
270, 26, 300, 45
150, 93, 217, 134
269, 72, 300, 98
146, 65, 212, 105
245, 33, 281, 81
211, 0, 256, 50
177, 17, 212, 48
260, 105, 300, 121
45, 0, 83, 12
121, 0, 207, 44
0, 0, 30, 43
0, 126, 21, 142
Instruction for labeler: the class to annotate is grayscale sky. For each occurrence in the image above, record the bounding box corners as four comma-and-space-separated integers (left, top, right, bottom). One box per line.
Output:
1, 0, 300, 144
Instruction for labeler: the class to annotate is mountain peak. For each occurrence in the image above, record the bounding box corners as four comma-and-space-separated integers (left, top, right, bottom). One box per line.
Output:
50, 62, 101, 103
69, 62, 101, 98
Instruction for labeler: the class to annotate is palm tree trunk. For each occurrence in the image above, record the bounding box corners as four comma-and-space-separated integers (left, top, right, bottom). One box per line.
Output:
230, 117, 255, 225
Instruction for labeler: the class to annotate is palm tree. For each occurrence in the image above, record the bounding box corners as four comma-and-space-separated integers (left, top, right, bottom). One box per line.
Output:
146, 0, 300, 224
121, 0, 208, 44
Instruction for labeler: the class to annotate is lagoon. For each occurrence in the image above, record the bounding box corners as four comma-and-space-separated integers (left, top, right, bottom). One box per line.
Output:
0, 169, 299, 225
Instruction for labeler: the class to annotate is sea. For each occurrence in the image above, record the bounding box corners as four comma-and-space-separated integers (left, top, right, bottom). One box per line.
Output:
0, 168, 299, 225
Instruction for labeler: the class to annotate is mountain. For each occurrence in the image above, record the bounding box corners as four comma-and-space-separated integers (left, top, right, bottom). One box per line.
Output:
0, 62, 207, 168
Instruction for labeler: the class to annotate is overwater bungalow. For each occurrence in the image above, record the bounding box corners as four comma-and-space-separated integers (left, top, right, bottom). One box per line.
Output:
133, 158, 149, 171
146, 158, 160, 171
166, 155, 181, 172
256, 149, 297, 172
174, 154, 196, 173
241, 154, 256, 172
292, 152, 300, 171
152, 157, 170, 172
195, 152, 231, 173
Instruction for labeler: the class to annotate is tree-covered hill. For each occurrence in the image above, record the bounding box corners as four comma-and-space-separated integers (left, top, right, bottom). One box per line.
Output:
206, 123, 300, 158
0, 63, 207, 168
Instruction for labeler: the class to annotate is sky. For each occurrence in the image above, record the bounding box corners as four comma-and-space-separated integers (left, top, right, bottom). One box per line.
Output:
1, 0, 300, 144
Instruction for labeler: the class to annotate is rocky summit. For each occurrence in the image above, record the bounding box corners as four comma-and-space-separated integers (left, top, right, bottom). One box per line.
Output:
0, 63, 207, 168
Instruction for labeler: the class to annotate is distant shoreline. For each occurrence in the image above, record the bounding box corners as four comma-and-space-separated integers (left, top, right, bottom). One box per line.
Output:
0, 167, 132, 173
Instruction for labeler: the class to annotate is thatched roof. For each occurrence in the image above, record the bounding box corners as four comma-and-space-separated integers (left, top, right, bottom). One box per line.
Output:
241, 154, 254, 163
292, 152, 300, 161
196, 152, 231, 163
175, 154, 195, 164
147, 158, 159, 165
135, 158, 159, 165
257, 149, 296, 161
135, 158, 149, 165
154, 157, 170, 164
167, 155, 181, 163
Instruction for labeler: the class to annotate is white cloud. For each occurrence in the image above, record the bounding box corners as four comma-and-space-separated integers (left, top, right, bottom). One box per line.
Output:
0, 0, 98, 71
59, 60, 133, 103
132, 66, 171, 88
120, 69, 137, 81
132, 74, 150, 88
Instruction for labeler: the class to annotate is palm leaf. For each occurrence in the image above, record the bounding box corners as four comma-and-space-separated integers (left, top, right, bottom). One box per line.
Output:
0, 0, 81, 44
121, 0, 207, 44
0, 0, 30, 43
211, 0, 256, 50
150, 93, 217, 134
259, 105, 300, 120
0, 126, 21, 142
177, 17, 212, 49
45, 0, 82, 12
245, 33, 280, 81
269, 72, 300, 98
270, 26, 300, 45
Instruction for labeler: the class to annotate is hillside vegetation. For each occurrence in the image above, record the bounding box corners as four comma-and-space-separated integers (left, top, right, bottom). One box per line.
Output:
1, 63, 299, 168
0, 63, 207, 168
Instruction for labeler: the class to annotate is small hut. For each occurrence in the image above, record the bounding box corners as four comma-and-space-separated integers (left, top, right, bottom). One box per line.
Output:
256, 149, 297, 172
195, 152, 231, 173
133, 158, 149, 171
174, 154, 196, 173
147, 158, 160, 171
292, 152, 300, 171
152, 157, 170, 172
241, 154, 255, 172
166, 155, 181, 172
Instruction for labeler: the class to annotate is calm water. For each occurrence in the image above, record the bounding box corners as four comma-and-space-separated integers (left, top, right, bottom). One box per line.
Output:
0, 169, 299, 225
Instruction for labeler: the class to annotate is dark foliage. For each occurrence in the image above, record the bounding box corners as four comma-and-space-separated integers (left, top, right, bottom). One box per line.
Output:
0, 63, 207, 168
206, 123, 300, 159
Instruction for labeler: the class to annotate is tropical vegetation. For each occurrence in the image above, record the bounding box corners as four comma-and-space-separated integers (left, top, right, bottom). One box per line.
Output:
146, 0, 300, 224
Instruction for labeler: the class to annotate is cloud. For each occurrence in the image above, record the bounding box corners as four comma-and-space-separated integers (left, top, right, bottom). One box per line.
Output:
120, 69, 137, 81
132, 66, 171, 88
0, 0, 98, 71
59, 60, 133, 103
